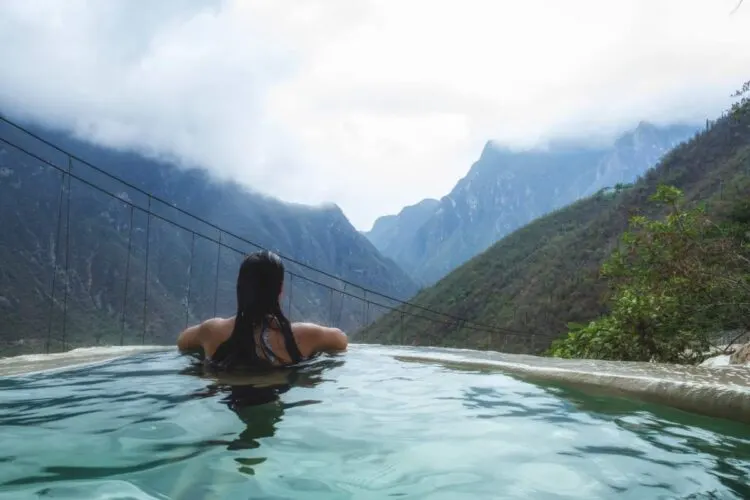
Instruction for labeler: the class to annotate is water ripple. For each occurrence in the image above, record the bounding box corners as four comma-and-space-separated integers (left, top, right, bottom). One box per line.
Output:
1, 346, 749, 499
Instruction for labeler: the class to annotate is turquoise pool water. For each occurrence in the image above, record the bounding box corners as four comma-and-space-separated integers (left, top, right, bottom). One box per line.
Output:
1, 346, 749, 499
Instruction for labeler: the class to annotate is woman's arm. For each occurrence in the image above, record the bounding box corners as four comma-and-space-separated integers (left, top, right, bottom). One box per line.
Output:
292, 322, 348, 353
177, 321, 205, 353
318, 326, 348, 352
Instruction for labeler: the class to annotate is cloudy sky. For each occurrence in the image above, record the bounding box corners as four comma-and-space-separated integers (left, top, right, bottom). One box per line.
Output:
1, 0, 749, 230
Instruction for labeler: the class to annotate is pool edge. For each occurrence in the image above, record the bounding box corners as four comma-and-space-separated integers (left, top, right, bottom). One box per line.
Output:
391, 352, 750, 425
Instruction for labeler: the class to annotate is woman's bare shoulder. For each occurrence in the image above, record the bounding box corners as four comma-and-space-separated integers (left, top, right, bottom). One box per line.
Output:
205, 316, 235, 337
183, 316, 233, 358
206, 316, 234, 328
291, 322, 348, 352
194, 316, 234, 351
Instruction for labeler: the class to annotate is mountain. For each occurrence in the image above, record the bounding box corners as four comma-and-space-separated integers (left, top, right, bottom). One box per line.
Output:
364, 198, 439, 264
359, 107, 750, 353
0, 118, 418, 354
365, 122, 699, 285
578, 121, 705, 198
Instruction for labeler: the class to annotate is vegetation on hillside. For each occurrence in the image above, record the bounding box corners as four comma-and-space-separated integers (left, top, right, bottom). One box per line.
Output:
548, 83, 750, 363
0, 121, 413, 355
360, 82, 750, 360
366, 124, 696, 287
548, 185, 750, 363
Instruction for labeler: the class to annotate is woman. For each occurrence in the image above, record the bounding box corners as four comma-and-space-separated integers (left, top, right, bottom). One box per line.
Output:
177, 250, 348, 371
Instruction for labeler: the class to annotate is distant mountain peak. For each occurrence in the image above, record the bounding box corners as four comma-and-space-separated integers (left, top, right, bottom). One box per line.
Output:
364, 120, 700, 285
319, 201, 345, 216
635, 119, 656, 130
615, 121, 697, 151
479, 140, 498, 158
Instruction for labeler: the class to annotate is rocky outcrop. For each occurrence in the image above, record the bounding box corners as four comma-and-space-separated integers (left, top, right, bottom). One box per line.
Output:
730, 343, 750, 365
700, 339, 750, 367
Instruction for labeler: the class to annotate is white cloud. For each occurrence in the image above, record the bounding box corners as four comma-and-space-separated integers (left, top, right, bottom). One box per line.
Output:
0, 0, 749, 231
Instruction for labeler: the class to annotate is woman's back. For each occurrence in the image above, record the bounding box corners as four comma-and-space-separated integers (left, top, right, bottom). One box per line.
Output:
176, 250, 347, 371
178, 315, 348, 369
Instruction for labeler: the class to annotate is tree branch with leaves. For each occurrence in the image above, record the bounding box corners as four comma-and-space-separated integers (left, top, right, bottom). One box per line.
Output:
548, 185, 750, 364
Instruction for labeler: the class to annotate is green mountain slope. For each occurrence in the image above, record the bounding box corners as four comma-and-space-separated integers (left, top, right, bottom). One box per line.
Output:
364, 123, 697, 286
360, 104, 750, 353
0, 119, 418, 354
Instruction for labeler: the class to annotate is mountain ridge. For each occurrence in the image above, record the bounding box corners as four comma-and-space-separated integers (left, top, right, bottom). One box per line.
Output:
359, 109, 750, 352
0, 116, 418, 354
364, 121, 700, 285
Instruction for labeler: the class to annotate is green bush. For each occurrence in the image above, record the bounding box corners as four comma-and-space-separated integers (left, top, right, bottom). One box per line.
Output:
548, 185, 750, 363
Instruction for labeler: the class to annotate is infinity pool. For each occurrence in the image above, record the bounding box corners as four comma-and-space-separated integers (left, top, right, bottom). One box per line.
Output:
1, 345, 749, 499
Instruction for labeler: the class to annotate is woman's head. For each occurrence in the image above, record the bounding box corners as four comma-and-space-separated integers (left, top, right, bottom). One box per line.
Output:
215, 250, 302, 370
236, 250, 285, 315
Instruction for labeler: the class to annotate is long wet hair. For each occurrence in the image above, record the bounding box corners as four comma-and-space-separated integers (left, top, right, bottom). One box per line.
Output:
212, 250, 301, 370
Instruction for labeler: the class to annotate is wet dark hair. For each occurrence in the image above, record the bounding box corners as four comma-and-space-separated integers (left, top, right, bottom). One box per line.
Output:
212, 250, 301, 370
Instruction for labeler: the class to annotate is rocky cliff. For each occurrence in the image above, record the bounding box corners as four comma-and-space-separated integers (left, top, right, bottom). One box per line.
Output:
365, 122, 699, 285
